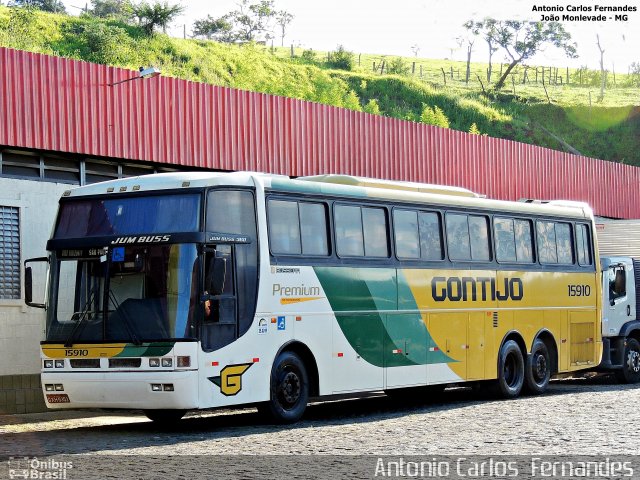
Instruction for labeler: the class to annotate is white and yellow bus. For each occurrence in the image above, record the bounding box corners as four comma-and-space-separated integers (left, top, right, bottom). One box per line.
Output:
26, 171, 602, 423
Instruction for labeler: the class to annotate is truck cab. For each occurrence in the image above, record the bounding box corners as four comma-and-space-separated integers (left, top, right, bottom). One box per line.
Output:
600, 256, 640, 382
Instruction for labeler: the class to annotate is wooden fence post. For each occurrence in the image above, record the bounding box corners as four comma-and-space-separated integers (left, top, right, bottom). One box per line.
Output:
441, 68, 447, 85
476, 74, 486, 94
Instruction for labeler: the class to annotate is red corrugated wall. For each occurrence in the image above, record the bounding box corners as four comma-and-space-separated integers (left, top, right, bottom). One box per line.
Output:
1, 47, 638, 218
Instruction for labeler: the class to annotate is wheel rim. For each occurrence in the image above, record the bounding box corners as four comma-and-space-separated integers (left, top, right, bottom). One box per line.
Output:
532, 352, 548, 384
627, 349, 640, 374
276, 369, 301, 409
504, 352, 520, 388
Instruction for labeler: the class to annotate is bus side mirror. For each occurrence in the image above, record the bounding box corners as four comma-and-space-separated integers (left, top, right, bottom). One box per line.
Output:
206, 255, 227, 296
25, 267, 33, 304
24, 257, 48, 309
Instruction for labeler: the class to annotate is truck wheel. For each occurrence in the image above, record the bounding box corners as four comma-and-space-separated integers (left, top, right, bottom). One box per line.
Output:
144, 409, 186, 423
259, 351, 309, 423
524, 339, 551, 394
615, 338, 640, 384
492, 340, 524, 398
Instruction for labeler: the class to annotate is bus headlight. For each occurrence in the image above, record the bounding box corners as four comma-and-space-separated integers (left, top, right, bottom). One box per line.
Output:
151, 384, 162, 391
44, 360, 54, 369
177, 356, 191, 368
161, 358, 172, 367
45, 384, 55, 391
55, 360, 65, 368
149, 358, 160, 367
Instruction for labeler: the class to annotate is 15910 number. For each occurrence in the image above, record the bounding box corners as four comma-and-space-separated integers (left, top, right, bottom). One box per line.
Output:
568, 285, 591, 297
64, 349, 89, 357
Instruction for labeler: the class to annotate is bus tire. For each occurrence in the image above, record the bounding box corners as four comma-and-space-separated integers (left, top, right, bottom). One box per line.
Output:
615, 338, 640, 384
493, 339, 525, 398
260, 351, 309, 424
143, 409, 186, 423
524, 339, 551, 394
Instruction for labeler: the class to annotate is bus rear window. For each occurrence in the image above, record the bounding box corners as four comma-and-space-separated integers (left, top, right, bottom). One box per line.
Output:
54, 194, 200, 238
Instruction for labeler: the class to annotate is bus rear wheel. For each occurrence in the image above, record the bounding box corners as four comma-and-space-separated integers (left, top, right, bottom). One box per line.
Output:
259, 351, 309, 424
143, 409, 187, 423
615, 338, 640, 384
524, 339, 551, 394
493, 339, 524, 398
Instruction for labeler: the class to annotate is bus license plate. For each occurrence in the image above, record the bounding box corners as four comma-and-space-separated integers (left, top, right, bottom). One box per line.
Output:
46, 394, 70, 403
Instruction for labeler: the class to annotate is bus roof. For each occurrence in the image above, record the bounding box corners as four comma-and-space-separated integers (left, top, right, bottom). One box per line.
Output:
61, 171, 593, 220
297, 174, 480, 198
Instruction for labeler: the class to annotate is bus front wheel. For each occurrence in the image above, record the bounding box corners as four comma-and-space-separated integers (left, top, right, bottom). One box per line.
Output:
143, 409, 187, 423
493, 339, 524, 398
259, 351, 309, 424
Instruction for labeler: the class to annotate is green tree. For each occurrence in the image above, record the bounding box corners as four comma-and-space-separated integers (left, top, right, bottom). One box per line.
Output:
300, 48, 317, 63
328, 45, 354, 71
468, 17, 500, 83
387, 57, 410, 75
275, 10, 293, 47
364, 99, 381, 115
3, 6, 41, 49
420, 105, 449, 129
90, 0, 134, 22
8, 0, 66, 13
230, 0, 276, 42
133, 1, 184, 35
469, 123, 481, 135
192, 14, 234, 41
80, 22, 134, 64
493, 20, 577, 89
461, 20, 480, 84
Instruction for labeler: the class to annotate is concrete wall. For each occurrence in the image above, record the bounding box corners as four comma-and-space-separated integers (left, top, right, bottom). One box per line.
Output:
0, 178, 69, 413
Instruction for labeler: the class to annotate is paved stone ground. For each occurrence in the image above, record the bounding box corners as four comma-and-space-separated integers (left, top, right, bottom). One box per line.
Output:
1, 376, 638, 460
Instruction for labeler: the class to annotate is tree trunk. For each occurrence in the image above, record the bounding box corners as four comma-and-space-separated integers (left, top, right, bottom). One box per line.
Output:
465, 44, 472, 84
596, 34, 605, 101
495, 60, 520, 90
487, 49, 493, 83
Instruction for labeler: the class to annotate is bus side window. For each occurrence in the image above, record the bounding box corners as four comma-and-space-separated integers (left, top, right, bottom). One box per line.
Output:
576, 224, 592, 266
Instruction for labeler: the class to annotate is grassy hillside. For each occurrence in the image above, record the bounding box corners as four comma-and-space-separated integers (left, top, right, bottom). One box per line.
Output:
1, 7, 639, 164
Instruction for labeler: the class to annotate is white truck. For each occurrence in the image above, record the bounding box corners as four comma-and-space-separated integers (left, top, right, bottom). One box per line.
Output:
600, 256, 640, 383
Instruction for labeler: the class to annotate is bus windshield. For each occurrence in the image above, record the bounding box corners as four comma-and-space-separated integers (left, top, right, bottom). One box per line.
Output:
54, 193, 201, 238
46, 244, 200, 343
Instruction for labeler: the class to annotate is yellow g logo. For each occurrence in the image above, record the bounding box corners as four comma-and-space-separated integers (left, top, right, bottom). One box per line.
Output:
209, 363, 253, 396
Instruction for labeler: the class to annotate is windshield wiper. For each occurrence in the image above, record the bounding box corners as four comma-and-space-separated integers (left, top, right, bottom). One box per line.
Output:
64, 287, 98, 347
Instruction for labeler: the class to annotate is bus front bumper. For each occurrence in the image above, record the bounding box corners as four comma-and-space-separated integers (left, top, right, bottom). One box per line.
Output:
41, 370, 199, 410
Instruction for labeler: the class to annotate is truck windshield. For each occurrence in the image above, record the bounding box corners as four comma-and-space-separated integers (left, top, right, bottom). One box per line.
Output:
46, 244, 199, 343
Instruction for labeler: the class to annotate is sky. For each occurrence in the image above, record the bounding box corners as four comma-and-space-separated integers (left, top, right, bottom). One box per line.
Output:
63, 0, 640, 71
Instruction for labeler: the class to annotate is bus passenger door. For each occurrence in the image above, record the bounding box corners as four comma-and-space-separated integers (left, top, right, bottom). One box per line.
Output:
384, 313, 428, 388
200, 245, 237, 351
